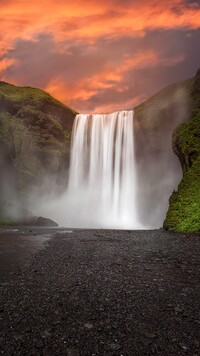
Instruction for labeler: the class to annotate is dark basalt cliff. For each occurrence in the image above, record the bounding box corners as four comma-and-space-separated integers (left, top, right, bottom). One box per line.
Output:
0, 82, 77, 221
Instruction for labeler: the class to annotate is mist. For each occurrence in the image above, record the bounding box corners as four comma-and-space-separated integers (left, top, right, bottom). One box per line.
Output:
32, 111, 144, 229
0, 155, 24, 222
30, 85, 189, 229
134, 85, 190, 227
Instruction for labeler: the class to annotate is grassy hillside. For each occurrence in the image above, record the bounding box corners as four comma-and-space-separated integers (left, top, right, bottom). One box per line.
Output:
163, 69, 200, 232
164, 113, 200, 232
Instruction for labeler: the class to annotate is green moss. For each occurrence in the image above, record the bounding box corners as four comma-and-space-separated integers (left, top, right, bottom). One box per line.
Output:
0, 81, 77, 115
177, 115, 200, 164
164, 113, 200, 232
190, 68, 200, 116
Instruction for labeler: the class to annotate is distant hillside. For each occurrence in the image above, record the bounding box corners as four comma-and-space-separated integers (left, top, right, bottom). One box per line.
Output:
0, 82, 77, 221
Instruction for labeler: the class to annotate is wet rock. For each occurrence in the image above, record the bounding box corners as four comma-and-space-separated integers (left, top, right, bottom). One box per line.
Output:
32, 216, 58, 227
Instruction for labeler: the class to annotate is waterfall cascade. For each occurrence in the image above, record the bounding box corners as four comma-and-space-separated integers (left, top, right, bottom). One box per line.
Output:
66, 110, 142, 228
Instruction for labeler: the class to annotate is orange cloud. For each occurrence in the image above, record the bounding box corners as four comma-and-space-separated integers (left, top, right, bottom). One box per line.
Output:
44, 49, 174, 112
1, 0, 200, 56
0, 58, 17, 72
1, 0, 199, 112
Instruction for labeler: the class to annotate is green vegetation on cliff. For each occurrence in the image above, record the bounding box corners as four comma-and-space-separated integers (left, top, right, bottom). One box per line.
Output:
132, 67, 200, 231
133, 74, 196, 228
0, 81, 77, 118
164, 113, 200, 232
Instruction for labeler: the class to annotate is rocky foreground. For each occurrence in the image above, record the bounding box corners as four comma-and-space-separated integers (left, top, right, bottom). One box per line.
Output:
0, 229, 200, 355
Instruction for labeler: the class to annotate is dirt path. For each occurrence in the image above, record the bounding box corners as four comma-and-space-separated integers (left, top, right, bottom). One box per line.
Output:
0, 229, 199, 355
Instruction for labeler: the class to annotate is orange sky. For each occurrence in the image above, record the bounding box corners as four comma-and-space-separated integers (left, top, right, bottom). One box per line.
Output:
1, 0, 200, 112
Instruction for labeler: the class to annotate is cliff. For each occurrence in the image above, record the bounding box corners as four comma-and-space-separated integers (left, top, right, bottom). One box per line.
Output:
163, 112, 200, 232
163, 69, 200, 232
133, 76, 194, 227
0, 82, 77, 221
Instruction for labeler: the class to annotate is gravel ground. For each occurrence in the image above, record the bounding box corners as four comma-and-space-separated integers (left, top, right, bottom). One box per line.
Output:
0, 229, 51, 282
0, 229, 200, 356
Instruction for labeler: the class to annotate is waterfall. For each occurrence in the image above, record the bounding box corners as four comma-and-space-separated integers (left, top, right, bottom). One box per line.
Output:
66, 110, 142, 229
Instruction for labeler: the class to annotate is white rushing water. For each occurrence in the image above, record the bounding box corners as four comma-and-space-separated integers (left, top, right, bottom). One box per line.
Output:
64, 110, 142, 228
35, 110, 144, 228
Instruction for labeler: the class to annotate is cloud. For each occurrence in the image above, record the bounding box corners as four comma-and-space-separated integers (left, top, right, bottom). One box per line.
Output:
1, 0, 200, 112
0, 58, 17, 73
1, 0, 200, 52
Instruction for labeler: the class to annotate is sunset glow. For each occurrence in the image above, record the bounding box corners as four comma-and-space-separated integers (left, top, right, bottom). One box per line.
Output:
1, 0, 200, 112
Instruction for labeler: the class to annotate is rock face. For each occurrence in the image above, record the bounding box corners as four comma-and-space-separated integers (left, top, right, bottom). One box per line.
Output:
134, 77, 193, 226
0, 82, 77, 221
22, 216, 59, 227
133, 69, 200, 229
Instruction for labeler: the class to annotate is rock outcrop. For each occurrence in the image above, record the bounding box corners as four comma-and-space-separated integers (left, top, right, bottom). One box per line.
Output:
19, 216, 58, 227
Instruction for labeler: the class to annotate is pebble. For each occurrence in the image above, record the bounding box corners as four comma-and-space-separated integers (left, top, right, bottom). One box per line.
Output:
142, 332, 157, 339
84, 323, 93, 329
109, 342, 121, 351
